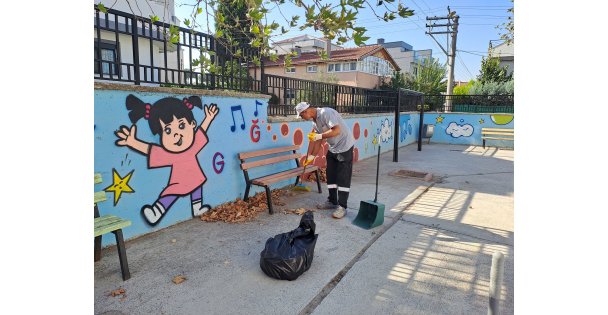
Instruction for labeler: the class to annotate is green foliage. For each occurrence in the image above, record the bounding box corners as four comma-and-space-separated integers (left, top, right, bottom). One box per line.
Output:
404, 58, 447, 95
477, 57, 512, 84
97, 3, 107, 14
172, 0, 415, 61
468, 80, 514, 95
269, 93, 280, 105
497, 0, 514, 45
379, 71, 407, 90
453, 81, 475, 95
215, 0, 253, 49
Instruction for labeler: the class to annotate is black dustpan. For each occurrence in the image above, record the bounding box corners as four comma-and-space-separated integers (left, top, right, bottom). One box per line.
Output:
353, 146, 385, 229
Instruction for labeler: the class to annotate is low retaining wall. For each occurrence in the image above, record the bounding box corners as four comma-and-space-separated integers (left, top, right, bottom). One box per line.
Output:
94, 83, 420, 245
423, 112, 514, 148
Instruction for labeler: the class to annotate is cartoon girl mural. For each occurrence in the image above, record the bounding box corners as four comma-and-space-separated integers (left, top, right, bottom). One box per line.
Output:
115, 94, 219, 226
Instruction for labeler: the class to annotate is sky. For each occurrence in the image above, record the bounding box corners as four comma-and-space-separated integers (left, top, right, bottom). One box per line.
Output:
174, 0, 513, 82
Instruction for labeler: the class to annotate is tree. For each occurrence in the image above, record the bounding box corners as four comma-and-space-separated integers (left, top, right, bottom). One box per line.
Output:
403, 58, 447, 95
477, 57, 512, 84
215, 0, 253, 49
97, 0, 416, 68
497, 0, 514, 45
379, 71, 407, 90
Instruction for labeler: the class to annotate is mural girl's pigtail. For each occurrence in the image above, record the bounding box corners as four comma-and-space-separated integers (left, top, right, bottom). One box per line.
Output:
126, 94, 149, 124
182, 96, 203, 111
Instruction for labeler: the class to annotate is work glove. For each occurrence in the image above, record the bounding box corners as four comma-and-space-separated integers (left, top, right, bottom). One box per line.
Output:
307, 132, 322, 142
302, 156, 314, 167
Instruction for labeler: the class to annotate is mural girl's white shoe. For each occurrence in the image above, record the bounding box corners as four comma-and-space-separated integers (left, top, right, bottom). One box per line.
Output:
142, 202, 166, 225
192, 201, 211, 217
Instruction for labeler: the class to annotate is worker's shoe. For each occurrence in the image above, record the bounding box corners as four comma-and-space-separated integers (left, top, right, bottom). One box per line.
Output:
332, 206, 348, 219
316, 200, 338, 209
141, 202, 166, 226
192, 201, 211, 217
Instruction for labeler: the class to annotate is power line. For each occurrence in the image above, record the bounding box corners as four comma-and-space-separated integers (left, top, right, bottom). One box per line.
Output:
456, 54, 474, 79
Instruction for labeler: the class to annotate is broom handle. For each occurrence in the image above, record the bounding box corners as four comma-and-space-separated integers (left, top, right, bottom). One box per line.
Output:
374, 146, 380, 202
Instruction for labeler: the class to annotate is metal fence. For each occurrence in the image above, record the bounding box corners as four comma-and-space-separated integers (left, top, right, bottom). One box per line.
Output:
94, 7, 512, 116
424, 94, 514, 113
265, 74, 423, 116
94, 5, 262, 92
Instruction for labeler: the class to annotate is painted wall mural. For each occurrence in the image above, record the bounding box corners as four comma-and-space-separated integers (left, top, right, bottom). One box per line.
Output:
379, 118, 393, 143
446, 119, 474, 138
95, 87, 419, 246
104, 168, 135, 206
114, 95, 219, 226
424, 113, 514, 146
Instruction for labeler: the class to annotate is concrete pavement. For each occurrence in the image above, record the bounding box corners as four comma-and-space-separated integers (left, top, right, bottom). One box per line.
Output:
94, 144, 514, 315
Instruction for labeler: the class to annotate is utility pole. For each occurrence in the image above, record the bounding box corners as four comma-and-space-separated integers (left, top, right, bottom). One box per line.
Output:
426, 7, 459, 110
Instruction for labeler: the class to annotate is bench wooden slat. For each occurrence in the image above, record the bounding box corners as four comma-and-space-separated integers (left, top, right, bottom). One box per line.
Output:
241, 153, 303, 170
94, 191, 107, 204
481, 137, 514, 141
482, 131, 514, 136
95, 215, 131, 237
252, 166, 319, 186
94, 215, 122, 227
239, 145, 300, 160
94, 173, 103, 184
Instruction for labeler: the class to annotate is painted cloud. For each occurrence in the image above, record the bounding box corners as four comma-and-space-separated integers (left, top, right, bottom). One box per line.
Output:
380, 118, 392, 143
446, 122, 474, 138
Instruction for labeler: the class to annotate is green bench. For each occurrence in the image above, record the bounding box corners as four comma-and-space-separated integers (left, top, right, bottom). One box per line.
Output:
94, 173, 131, 281
481, 127, 514, 149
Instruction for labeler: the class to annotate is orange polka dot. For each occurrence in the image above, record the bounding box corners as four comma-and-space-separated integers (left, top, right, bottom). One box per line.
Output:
293, 128, 303, 146
272, 134, 277, 141
364, 128, 368, 138
267, 125, 272, 131
281, 123, 289, 137
353, 122, 360, 140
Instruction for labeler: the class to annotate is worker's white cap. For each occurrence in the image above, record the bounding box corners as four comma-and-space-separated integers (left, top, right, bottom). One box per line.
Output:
295, 101, 310, 116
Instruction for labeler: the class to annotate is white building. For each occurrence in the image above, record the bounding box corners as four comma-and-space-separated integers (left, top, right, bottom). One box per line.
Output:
489, 41, 514, 76
94, 0, 183, 85
271, 35, 342, 55
374, 38, 432, 76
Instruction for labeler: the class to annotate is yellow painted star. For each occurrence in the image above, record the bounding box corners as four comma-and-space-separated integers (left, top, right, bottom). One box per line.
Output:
436, 116, 444, 123
104, 168, 135, 206
372, 134, 378, 146
479, 118, 485, 124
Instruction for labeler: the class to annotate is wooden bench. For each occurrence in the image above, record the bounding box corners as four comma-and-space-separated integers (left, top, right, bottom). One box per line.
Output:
238, 145, 322, 214
481, 127, 514, 149
94, 173, 131, 281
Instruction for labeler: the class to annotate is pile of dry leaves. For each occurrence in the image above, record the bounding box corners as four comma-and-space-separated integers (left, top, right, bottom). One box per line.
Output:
201, 189, 294, 223
301, 168, 327, 182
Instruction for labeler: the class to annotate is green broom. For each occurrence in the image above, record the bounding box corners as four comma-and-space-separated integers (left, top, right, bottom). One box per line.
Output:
293, 150, 312, 192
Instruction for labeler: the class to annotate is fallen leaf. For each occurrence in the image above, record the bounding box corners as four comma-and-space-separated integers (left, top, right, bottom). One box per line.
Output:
110, 288, 125, 297
172, 275, 187, 284
171, 239, 176, 243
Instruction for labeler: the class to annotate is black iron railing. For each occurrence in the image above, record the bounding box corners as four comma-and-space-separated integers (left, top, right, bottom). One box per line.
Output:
265, 74, 423, 116
424, 94, 514, 113
94, 5, 262, 92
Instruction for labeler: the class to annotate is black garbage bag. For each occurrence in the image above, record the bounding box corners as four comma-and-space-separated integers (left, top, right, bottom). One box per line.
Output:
260, 211, 318, 281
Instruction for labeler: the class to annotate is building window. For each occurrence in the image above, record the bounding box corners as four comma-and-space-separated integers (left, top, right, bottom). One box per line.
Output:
328, 62, 358, 73
359, 56, 394, 77
285, 66, 296, 73
94, 40, 119, 76
307, 65, 318, 73
286, 89, 296, 99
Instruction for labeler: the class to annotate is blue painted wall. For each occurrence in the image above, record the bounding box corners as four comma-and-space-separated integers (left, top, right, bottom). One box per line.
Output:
95, 88, 419, 246
423, 113, 514, 148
